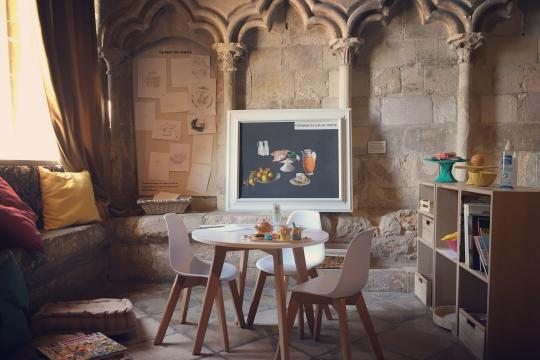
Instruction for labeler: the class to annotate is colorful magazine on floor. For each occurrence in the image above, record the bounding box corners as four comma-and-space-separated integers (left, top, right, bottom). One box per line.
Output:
37, 332, 126, 360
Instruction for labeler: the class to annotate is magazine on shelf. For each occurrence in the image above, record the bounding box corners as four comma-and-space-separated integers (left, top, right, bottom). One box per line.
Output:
474, 231, 490, 276
37, 332, 126, 360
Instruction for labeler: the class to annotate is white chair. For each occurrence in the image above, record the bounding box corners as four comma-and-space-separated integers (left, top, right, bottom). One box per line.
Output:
154, 214, 245, 350
247, 210, 332, 335
276, 229, 384, 360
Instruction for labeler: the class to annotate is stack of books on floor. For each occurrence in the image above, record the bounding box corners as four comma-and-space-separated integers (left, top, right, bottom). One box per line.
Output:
37, 332, 127, 360
461, 202, 491, 276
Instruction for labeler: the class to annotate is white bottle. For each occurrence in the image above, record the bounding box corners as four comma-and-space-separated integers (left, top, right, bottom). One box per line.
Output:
499, 140, 516, 189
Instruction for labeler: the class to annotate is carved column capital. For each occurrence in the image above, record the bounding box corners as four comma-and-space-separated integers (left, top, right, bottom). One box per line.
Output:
212, 42, 247, 72
99, 47, 130, 75
329, 37, 364, 65
447, 32, 485, 64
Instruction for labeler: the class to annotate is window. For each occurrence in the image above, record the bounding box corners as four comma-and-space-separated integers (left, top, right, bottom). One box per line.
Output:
0, 0, 58, 162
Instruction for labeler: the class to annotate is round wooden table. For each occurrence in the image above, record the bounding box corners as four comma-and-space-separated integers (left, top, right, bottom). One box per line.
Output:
191, 225, 329, 360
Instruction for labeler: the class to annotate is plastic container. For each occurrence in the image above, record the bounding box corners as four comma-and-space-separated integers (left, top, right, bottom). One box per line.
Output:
499, 140, 517, 189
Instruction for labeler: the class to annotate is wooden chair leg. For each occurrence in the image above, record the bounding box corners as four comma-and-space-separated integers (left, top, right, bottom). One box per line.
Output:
310, 269, 333, 320
313, 304, 323, 342
247, 271, 267, 327
355, 294, 384, 360
336, 298, 352, 360
154, 275, 185, 345
274, 296, 300, 360
229, 279, 246, 328
216, 284, 230, 351
179, 286, 191, 324
297, 304, 304, 339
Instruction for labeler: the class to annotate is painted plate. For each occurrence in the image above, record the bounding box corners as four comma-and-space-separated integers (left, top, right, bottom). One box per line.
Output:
289, 177, 311, 186
255, 173, 281, 184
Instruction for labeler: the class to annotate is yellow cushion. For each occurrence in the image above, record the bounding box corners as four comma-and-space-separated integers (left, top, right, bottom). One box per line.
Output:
39, 167, 100, 230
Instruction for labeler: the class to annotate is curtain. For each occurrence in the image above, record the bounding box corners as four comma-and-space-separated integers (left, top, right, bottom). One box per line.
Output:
37, 0, 109, 201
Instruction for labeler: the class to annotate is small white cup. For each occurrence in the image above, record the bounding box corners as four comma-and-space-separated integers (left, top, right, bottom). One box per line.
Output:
295, 173, 307, 183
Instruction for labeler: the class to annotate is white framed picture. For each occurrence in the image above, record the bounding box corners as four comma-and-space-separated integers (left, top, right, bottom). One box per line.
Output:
226, 108, 352, 212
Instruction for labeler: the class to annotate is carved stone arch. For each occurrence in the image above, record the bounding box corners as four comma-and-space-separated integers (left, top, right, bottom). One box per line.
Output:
413, 0, 467, 35
345, 0, 397, 37
99, 0, 228, 49
471, 0, 514, 33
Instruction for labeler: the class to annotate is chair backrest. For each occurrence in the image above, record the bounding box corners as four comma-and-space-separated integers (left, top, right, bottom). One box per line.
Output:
331, 229, 375, 298
286, 210, 322, 230
286, 210, 325, 266
164, 213, 196, 273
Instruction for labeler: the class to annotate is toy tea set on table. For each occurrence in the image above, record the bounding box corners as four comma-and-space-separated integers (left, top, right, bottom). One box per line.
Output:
245, 203, 306, 242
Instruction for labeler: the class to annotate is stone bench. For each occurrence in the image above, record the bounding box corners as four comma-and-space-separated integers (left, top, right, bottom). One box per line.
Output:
11, 223, 110, 310
110, 211, 417, 292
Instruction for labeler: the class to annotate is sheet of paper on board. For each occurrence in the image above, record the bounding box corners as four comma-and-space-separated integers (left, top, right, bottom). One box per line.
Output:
187, 114, 216, 135
160, 92, 189, 113
189, 78, 216, 115
186, 163, 211, 194
134, 102, 156, 131
191, 55, 210, 79
148, 152, 170, 181
153, 191, 180, 200
137, 58, 166, 98
151, 119, 181, 141
170, 58, 191, 87
191, 134, 213, 165
169, 143, 190, 172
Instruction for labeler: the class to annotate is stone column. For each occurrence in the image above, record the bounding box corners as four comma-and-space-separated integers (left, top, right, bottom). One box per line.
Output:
212, 42, 247, 210
329, 38, 363, 108
447, 33, 485, 162
99, 47, 138, 213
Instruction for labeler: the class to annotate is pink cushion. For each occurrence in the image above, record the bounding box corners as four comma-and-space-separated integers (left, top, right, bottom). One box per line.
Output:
0, 177, 42, 251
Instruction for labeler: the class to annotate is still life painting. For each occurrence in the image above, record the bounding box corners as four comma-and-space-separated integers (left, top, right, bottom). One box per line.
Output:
227, 108, 352, 212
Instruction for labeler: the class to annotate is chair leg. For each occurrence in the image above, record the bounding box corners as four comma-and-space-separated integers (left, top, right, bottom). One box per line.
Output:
310, 269, 333, 320
274, 296, 300, 360
229, 280, 246, 328
247, 271, 267, 326
179, 286, 191, 324
313, 304, 323, 342
336, 298, 352, 360
355, 294, 384, 360
216, 284, 230, 351
154, 275, 185, 345
297, 304, 304, 339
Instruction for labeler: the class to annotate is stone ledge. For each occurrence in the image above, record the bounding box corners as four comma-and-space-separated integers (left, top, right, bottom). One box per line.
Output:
109, 210, 418, 292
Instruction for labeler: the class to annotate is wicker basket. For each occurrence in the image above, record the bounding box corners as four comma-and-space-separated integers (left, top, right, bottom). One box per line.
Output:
137, 196, 191, 215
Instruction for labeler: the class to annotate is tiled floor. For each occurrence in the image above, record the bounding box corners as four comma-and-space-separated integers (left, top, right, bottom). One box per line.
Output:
106, 284, 475, 360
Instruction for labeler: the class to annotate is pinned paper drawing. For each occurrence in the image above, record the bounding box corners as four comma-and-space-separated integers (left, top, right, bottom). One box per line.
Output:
152, 120, 181, 141
192, 55, 210, 79
137, 58, 166, 98
170, 143, 190, 172
160, 92, 188, 113
188, 114, 216, 135
189, 79, 216, 115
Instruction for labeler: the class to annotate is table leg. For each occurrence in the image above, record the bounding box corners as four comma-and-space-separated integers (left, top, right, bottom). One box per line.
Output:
235, 249, 249, 326
273, 249, 289, 360
192, 245, 227, 355
292, 247, 315, 335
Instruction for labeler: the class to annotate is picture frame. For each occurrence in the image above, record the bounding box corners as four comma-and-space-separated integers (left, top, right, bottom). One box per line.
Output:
226, 108, 352, 212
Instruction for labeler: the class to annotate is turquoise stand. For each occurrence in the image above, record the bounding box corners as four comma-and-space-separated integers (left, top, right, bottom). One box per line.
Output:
423, 158, 467, 183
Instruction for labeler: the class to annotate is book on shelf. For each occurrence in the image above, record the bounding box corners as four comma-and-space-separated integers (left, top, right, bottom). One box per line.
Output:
462, 203, 490, 270
37, 332, 126, 360
474, 231, 490, 276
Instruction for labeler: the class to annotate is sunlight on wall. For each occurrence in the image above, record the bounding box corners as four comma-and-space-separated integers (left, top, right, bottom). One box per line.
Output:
0, 0, 59, 162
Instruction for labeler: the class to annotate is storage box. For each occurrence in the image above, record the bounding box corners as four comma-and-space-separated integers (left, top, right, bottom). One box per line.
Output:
419, 199, 433, 213
458, 308, 485, 360
414, 272, 432, 306
419, 216, 434, 245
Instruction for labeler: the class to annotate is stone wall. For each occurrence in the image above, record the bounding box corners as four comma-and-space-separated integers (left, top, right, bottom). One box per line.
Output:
471, 2, 540, 186
95, 0, 540, 290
